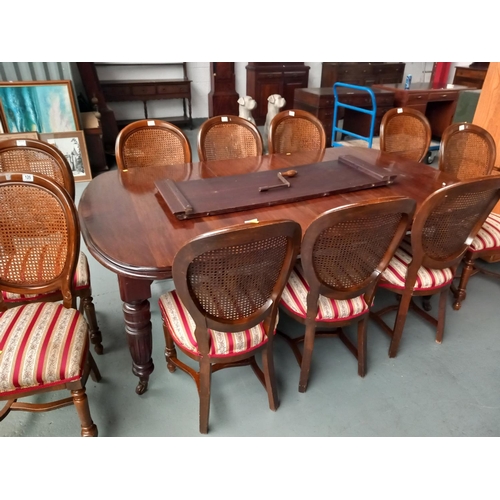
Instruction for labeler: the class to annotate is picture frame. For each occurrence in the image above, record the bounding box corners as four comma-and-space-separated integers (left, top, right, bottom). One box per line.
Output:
0, 131, 40, 142
39, 131, 92, 182
0, 80, 80, 134
0, 100, 6, 133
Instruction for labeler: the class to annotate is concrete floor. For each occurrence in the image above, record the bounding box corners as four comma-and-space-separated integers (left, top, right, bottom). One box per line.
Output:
2, 124, 500, 439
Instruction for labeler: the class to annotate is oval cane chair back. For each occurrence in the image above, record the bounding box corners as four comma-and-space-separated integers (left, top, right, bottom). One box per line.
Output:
115, 119, 192, 170
278, 197, 416, 392
0, 138, 75, 200
0, 173, 79, 302
197, 115, 263, 162
411, 176, 500, 271
268, 109, 326, 154
379, 107, 431, 163
0, 173, 100, 436
159, 220, 301, 433
439, 122, 496, 180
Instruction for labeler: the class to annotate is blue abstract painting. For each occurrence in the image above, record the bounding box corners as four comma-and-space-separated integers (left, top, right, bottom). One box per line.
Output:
0, 83, 77, 133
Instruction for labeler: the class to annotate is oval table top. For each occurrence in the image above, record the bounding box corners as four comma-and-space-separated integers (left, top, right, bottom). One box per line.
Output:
78, 147, 456, 281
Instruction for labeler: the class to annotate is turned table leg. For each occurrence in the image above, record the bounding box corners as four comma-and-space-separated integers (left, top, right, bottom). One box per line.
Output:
119, 276, 155, 395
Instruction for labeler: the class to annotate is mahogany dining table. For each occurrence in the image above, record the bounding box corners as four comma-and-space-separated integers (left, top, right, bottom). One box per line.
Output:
78, 147, 458, 394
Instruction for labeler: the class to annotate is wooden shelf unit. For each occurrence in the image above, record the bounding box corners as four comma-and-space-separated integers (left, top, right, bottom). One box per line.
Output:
95, 62, 193, 129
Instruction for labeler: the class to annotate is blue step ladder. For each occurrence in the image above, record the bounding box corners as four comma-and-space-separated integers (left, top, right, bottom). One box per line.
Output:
331, 83, 377, 148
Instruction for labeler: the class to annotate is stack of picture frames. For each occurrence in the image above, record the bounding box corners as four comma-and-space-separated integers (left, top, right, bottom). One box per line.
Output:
0, 80, 92, 182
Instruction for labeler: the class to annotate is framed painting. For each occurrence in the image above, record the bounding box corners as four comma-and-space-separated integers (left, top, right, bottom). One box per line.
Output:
0, 80, 80, 134
39, 131, 92, 182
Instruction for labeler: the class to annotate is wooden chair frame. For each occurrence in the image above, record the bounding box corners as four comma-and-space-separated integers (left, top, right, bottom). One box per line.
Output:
439, 122, 496, 180
437, 122, 498, 310
370, 176, 500, 358
115, 119, 192, 170
197, 115, 263, 162
0, 138, 75, 199
278, 197, 416, 393
161, 220, 301, 434
0, 173, 100, 436
268, 109, 326, 154
0, 139, 103, 354
379, 107, 431, 163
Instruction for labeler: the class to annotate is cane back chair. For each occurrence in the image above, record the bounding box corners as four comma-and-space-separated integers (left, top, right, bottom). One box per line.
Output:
370, 176, 500, 358
115, 119, 192, 170
278, 197, 416, 393
379, 107, 432, 163
436, 123, 499, 310
0, 139, 103, 354
268, 109, 326, 154
197, 115, 263, 162
439, 122, 496, 180
159, 220, 301, 434
0, 173, 100, 436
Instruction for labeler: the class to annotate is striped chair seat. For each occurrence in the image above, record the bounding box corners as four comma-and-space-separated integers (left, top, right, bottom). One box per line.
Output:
2, 252, 90, 303
159, 291, 276, 358
469, 212, 500, 252
280, 265, 369, 321
380, 247, 454, 291
0, 302, 88, 396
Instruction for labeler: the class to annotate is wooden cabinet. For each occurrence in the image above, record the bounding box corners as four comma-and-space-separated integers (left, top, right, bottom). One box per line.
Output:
453, 63, 489, 89
321, 62, 405, 87
96, 62, 193, 129
208, 62, 239, 117
246, 63, 310, 125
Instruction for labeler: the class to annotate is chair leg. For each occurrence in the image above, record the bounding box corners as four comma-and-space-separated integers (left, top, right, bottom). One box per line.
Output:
71, 388, 98, 437
298, 319, 316, 393
81, 294, 103, 355
388, 292, 413, 358
262, 342, 279, 411
88, 351, 102, 382
162, 323, 177, 373
422, 295, 432, 311
357, 317, 367, 377
198, 358, 212, 434
453, 255, 475, 311
435, 289, 448, 344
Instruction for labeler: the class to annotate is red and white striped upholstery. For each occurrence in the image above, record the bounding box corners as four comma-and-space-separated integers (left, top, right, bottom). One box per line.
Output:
469, 212, 500, 252
159, 291, 276, 358
0, 302, 88, 396
280, 265, 369, 321
1, 252, 90, 303
380, 247, 454, 291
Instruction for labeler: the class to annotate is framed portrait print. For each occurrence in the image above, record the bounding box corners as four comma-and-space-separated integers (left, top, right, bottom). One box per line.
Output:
40, 131, 92, 182
0, 80, 80, 134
